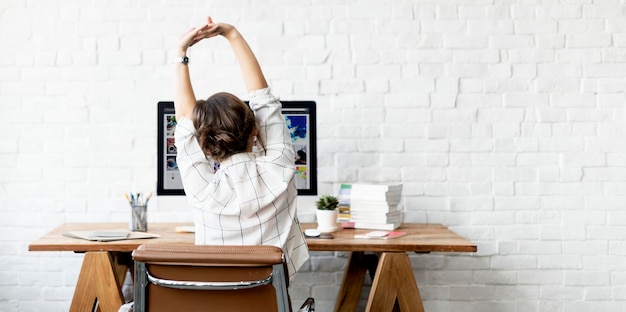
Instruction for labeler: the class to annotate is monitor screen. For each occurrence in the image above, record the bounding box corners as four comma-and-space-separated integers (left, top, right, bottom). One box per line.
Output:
157, 101, 317, 196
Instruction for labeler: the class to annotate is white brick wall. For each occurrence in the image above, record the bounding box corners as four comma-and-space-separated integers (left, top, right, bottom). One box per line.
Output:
1, 0, 625, 311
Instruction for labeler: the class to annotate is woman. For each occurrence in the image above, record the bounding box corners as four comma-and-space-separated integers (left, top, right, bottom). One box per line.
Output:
173, 17, 309, 279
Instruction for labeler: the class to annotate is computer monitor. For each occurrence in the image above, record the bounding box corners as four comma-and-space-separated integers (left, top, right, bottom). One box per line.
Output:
157, 100, 317, 196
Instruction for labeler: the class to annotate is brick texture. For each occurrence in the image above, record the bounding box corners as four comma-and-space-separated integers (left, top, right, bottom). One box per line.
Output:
1, 1, 626, 311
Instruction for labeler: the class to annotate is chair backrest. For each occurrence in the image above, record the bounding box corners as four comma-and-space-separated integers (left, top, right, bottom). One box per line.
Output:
132, 243, 291, 312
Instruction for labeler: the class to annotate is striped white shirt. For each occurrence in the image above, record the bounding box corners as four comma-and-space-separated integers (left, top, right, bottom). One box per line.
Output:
174, 87, 309, 279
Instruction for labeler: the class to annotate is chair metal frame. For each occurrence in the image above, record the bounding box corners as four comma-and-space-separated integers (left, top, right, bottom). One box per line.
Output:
132, 244, 311, 312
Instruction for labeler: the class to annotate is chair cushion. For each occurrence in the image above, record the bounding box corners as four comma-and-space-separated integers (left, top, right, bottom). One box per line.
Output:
133, 244, 284, 266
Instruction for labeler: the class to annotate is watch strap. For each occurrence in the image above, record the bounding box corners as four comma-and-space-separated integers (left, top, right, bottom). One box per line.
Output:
172, 56, 189, 64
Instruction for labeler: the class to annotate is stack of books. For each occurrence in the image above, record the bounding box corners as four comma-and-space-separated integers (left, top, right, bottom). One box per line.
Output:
337, 185, 352, 223
339, 183, 403, 230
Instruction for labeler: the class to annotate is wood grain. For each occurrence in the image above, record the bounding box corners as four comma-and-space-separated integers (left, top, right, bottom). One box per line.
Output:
365, 252, 424, 312
70, 251, 124, 312
301, 223, 477, 253
28, 223, 194, 252
334, 252, 369, 312
29, 222, 476, 312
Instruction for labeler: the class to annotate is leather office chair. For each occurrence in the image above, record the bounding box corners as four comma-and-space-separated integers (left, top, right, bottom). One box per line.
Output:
132, 243, 314, 312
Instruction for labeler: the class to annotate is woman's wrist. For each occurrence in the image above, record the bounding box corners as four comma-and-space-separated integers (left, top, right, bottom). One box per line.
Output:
221, 26, 241, 41
174, 49, 188, 57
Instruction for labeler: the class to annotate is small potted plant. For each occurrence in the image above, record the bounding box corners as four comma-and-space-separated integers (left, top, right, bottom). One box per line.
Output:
315, 194, 340, 233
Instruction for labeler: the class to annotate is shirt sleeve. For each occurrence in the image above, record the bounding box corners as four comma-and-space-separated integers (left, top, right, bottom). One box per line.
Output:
174, 117, 216, 204
248, 87, 295, 182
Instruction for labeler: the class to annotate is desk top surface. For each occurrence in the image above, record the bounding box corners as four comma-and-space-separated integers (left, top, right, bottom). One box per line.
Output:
301, 223, 476, 253
28, 222, 477, 253
28, 223, 195, 252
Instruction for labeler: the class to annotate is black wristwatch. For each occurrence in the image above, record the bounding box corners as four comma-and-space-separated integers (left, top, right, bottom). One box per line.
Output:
172, 56, 189, 65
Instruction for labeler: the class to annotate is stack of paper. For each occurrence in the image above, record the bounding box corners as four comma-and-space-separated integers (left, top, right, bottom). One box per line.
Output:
340, 183, 403, 230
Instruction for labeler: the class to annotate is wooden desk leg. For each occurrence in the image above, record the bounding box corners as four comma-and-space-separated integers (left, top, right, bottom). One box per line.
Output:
70, 251, 125, 312
111, 252, 131, 290
365, 252, 424, 312
334, 252, 368, 312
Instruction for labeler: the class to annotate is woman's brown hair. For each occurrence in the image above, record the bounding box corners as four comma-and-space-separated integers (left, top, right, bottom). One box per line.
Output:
192, 92, 257, 162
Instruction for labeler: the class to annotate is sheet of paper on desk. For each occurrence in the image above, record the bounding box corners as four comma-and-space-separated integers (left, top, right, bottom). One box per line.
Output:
175, 225, 195, 233
354, 230, 407, 239
63, 229, 160, 242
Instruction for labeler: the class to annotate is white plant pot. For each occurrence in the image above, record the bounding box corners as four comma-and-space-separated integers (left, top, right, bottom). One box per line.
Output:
316, 209, 339, 233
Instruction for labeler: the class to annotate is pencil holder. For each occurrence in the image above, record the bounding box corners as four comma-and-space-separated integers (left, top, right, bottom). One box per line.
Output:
131, 205, 148, 232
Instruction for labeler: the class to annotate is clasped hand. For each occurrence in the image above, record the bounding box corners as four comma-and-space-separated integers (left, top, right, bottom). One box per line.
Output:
176, 16, 236, 54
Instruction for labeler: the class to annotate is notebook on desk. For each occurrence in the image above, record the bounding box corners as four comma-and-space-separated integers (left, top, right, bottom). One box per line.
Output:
63, 229, 160, 242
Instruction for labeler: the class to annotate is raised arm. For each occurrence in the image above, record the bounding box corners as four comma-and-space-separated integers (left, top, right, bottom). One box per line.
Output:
174, 18, 268, 119
215, 22, 268, 92
173, 24, 214, 120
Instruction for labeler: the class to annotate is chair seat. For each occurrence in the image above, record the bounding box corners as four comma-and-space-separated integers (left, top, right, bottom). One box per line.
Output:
133, 243, 284, 266
131, 244, 312, 312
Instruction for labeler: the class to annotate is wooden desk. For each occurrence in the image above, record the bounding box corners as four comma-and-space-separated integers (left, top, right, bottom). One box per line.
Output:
300, 223, 477, 312
29, 222, 476, 312
28, 223, 194, 312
